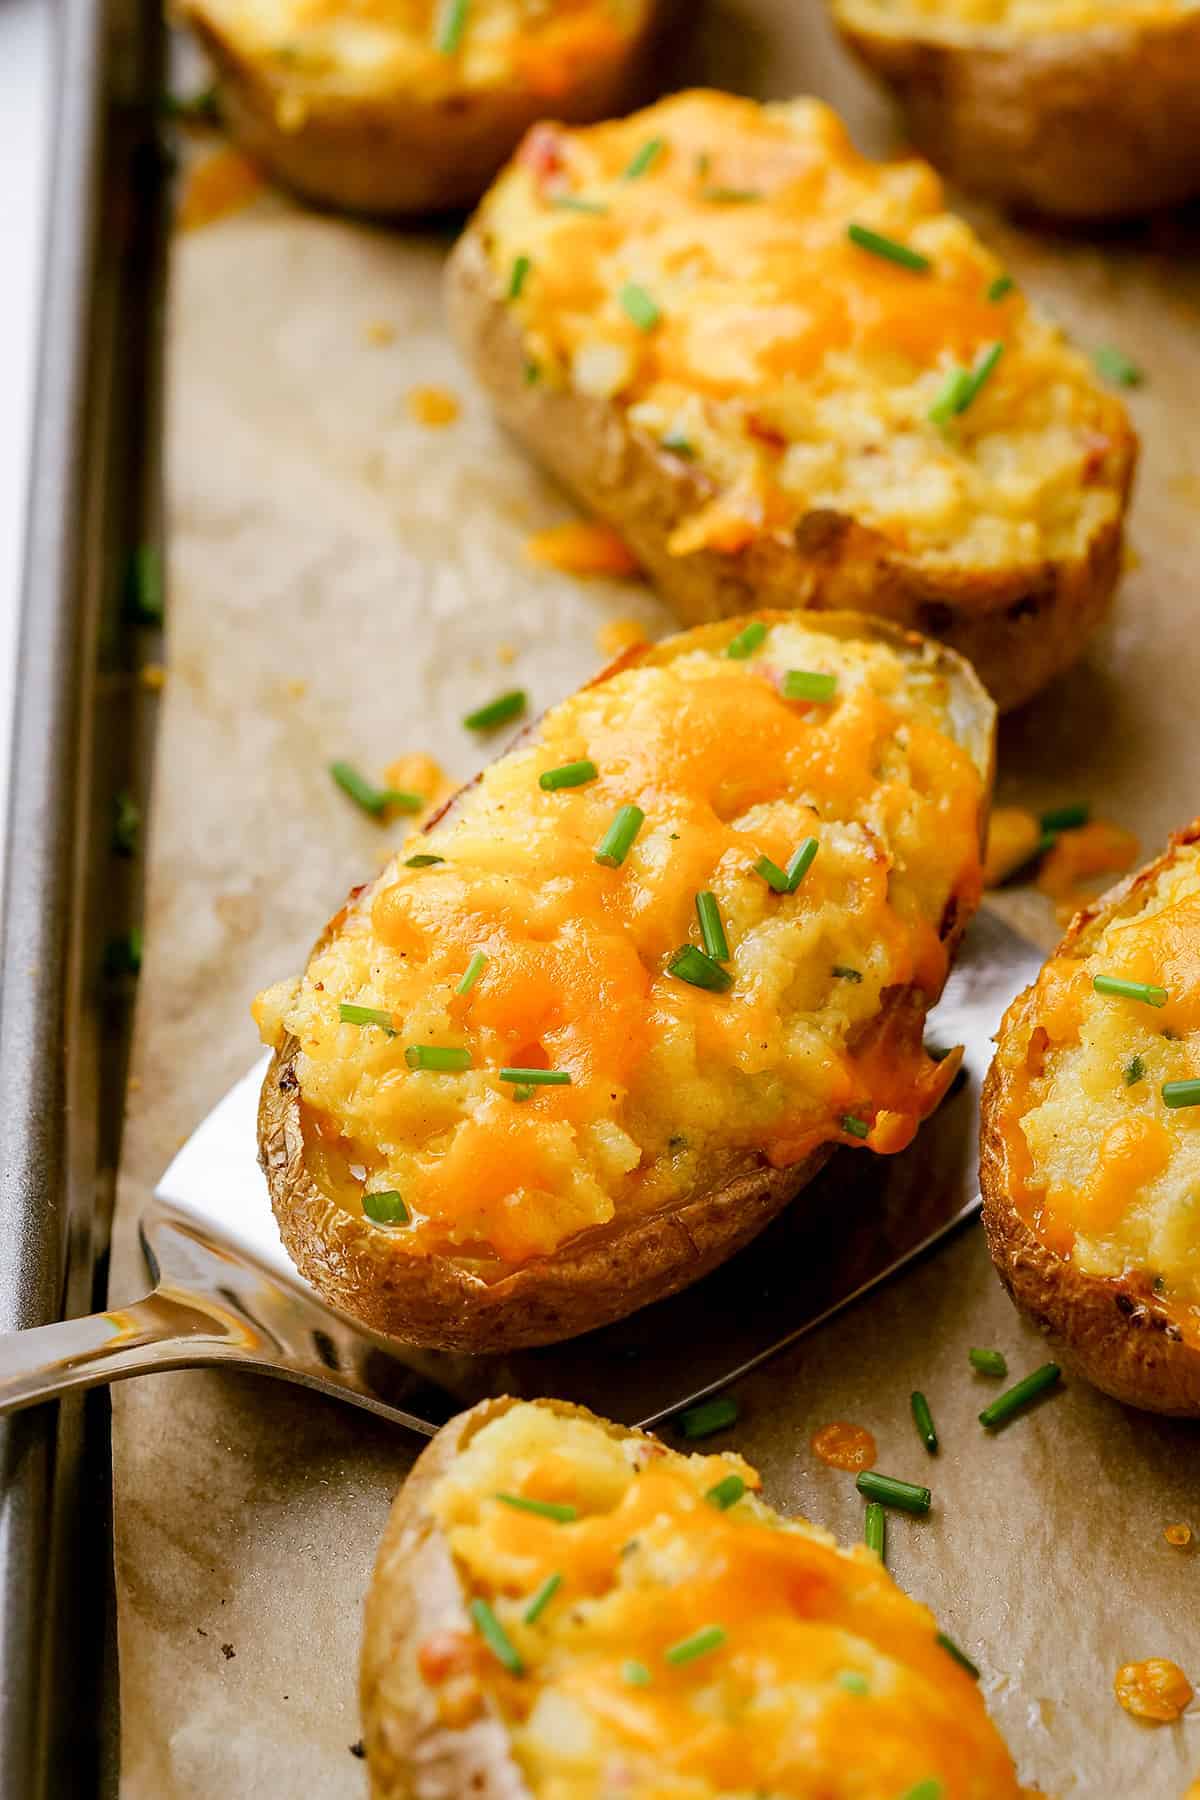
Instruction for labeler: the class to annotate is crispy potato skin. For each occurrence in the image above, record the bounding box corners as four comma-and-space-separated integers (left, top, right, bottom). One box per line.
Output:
258, 612, 993, 1353
446, 230, 1134, 714
980, 820, 1200, 1416
184, 3, 677, 217
833, 6, 1200, 219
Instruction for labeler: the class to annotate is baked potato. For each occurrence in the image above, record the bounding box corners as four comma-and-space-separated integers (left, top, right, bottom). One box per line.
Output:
254, 611, 994, 1352
360, 1395, 1030, 1799
447, 89, 1137, 714
981, 819, 1200, 1415
830, 0, 1200, 220
180, 0, 677, 216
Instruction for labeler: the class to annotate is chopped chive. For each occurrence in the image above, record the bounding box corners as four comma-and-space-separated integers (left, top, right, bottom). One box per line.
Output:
595, 802, 644, 867
405, 1044, 472, 1071
1093, 345, 1143, 388
929, 368, 974, 426
523, 359, 540, 385
432, 0, 468, 52
855, 1470, 931, 1515
405, 853, 444, 867
838, 1669, 870, 1695
1093, 974, 1168, 1007
1039, 801, 1089, 832
968, 1347, 1007, 1377
668, 943, 733, 992
552, 195, 609, 215
104, 927, 143, 977
978, 1362, 1061, 1429
696, 891, 730, 962
753, 854, 791, 893
899, 1783, 943, 1800
664, 1624, 726, 1666
831, 965, 862, 982
113, 790, 140, 856
363, 1190, 408, 1224
726, 619, 767, 659
161, 84, 220, 124
987, 273, 1014, 302
469, 1598, 523, 1675
785, 837, 819, 890
331, 760, 387, 817
962, 341, 1004, 409
339, 1002, 396, 1035
782, 669, 837, 702
494, 1492, 578, 1522
1163, 1079, 1200, 1109
619, 282, 661, 332
127, 544, 164, 623
705, 1473, 745, 1510
623, 136, 664, 179
507, 254, 532, 300
864, 1500, 886, 1560
677, 1395, 738, 1438
512, 1084, 535, 1102
910, 1391, 938, 1454
1124, 1053, 1147, 1087
382, 789, 424, 813
457, 951, 487, 996
842, 1115, 870, 1139
847, 223, 931, 273
622, 1659, 652, 1686
936, 1631, 980, 1679
463, 689, 527, 732
661, 431, 694, 457
540, 759, 598, 791
702, 186, 762, 203
523, 1572, 562, 1623
499, 1066, 571, 1086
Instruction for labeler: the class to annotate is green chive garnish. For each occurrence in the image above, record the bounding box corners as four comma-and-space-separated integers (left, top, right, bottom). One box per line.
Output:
855, 1470, 931, 1514
161, 84, 220, 125
464, 689, 527, 732
936, 1631, 980, 1679
622, 1659, 652, 1686
512, 1084, 536, 1102
929, 368, 974, 426
969, 1347, 1007, 1377
864, 1500, 886, 1560
782, 669, 837, 702
838, 1670, 870, 1695
785, 838, 818, 890
405, 853, 444, 867
595, 802, 644, 867
363, 1190, 408, 1224
113, 790, 140, 856
832, 966, 862, 982
384, 789, 424, 813
405, 1044, 472, 1072
664, 1624, 726, 1666
432, 0, 468, 53
524, 359, 540, 385
661, 431, 694, 457
469, 1598, 523, 1675
523, 1572, 561, 1623
619, 282, 661, 332
508, 254, 531, 300
457, 951, 487, 996
1124, 1053, 1147, 1087
753, 854, 791, 894
702, 186, 762, 203
900, 1783, 943, 1800
1093, 974, 1168, 1007
705, 1473, 745, 1510
623, 136, 664, 179
726, 619, 767, 659
847, 223, 931, 273
330, 761, 394, 818
339, 1002, 396, 1034
495, 1493, 578, 1522
499, 1066, 571, 1086
1163, 1079, 1200, 1109
105, 927, 143, 976
842, 1115, 870, 1139
963, 341, 1003, 408
540, 759, 598, 791
978, 1362, 1061, 1428
128, 544, 164, 623
668, 944, 733, 992
910, 1391, 938, 1454
552, 195, 609, 215
1093, 346, 1143, 388
677, 1395, 738, 1438
987, 273, 1014, 302
696, 891, 730, 962
1040, 801, 1089, 832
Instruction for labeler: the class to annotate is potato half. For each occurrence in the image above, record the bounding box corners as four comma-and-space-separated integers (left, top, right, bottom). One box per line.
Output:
255, 612, 993, 1352
981, 820, 1200, 1415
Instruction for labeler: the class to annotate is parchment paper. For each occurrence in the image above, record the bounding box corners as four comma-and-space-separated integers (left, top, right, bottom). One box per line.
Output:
111, 4, 1200, 1792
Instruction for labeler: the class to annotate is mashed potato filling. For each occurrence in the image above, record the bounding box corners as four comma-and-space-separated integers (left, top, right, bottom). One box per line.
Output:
479, 90, 1129, 570
421, 1403, 1023, 1799
1001, 844, 1200, 1331
255, 618, 985, 1266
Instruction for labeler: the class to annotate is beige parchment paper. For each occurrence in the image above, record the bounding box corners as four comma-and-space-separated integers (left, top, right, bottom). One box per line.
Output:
111, 4, 1200, 1793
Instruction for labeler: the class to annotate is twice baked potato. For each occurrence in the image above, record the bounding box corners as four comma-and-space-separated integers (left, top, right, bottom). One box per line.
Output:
254, 612, 994, 1352
360, 1395, 1030, 1799
181, 0, 677, 216
447, 89, 1137, 714
981, 820, 1200, 1415
831, 0, 1200, 220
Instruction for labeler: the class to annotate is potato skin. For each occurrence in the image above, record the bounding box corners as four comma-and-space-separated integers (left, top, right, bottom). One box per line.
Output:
446, 229, 1133, 714
258, 612, 993, 1353
980, 820, 1200, 1416
833, 7, 1200, 220
184, 2, 678, 218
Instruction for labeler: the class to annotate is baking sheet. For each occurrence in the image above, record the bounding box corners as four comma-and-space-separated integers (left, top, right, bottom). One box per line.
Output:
110, 2, 1200, 1792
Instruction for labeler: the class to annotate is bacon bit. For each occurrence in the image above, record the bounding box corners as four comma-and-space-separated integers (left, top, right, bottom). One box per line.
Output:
1165, 1523, 1193, 1548
407, 386, 460, 428
177, 148, 263, 231
526, 521, 641, 579
983, 807, 1041, 887
596, 617, 649, 659
139, 662, 166, 692
810, 1421, 877, 1473
384, 753, 452, 814
518, 122, 565, 193
417, 1629, 477, 1686
363, 320, 396, 347
1113, 1658, 1194, 1722
1036, 820, 1140, 923
746, 414, 788, 450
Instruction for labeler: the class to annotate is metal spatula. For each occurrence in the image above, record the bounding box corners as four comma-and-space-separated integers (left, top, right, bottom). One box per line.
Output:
0, 910, 1043, 1436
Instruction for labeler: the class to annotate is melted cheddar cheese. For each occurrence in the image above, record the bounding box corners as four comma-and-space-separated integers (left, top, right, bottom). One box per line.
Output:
423, 1402, 1025, 1799
839, 0, 1190, 35
995, 842, 1200, 1340
478, 91, 1129, 568
254, 618, 986, 1269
